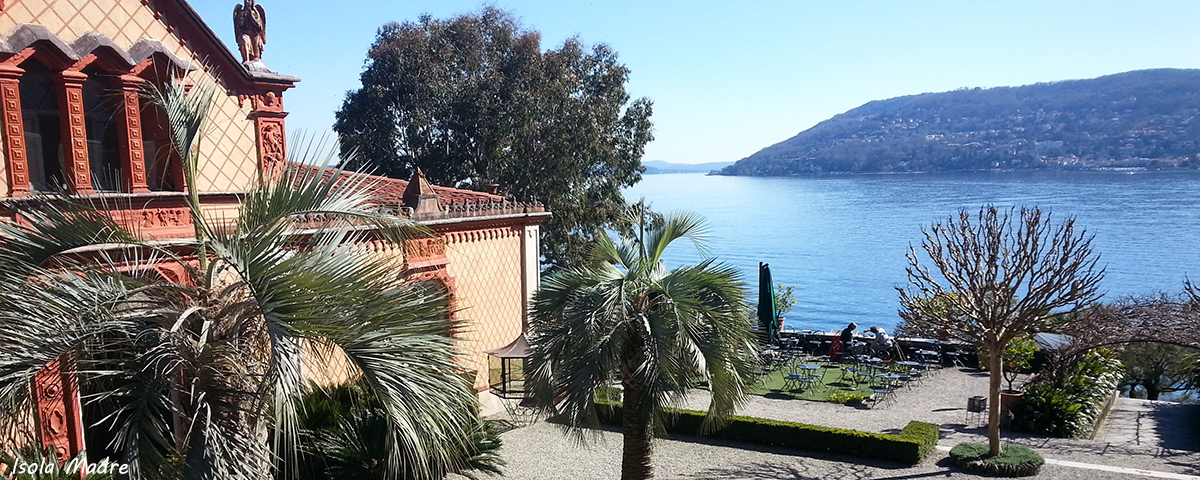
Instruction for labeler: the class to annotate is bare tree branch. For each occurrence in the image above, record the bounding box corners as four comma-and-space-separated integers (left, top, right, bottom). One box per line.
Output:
896, 205, 1105, 456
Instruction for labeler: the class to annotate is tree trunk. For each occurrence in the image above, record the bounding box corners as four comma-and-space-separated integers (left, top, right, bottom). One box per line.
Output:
988, 346, 1004, 457
620, 338, 653, 480
1146, 384, 1161, 401
620, 386, 653, 480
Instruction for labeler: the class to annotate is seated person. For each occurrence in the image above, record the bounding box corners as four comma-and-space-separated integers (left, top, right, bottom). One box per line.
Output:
868, 326, 894, 355
831, 322, 858, 360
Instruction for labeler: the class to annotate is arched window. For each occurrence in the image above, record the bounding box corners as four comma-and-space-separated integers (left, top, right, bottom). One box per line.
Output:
138, 69, 180, 191
18, 60, 64, 192
81, 67, 122, 192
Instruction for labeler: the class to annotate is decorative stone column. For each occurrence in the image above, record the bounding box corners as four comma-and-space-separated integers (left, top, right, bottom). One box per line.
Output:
31, 356, 86, 461
53, 71, 92, 195
520, 224, 540, 330
115, 75, 150, 193
0, 64, 30, 195
249, 91, 287, 179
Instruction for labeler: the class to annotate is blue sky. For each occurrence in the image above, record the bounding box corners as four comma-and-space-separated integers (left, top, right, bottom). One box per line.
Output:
192, 1, 1200, 165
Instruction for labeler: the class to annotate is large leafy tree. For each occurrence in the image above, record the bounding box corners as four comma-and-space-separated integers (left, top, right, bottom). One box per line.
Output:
527, 209, 757, 480
334, 7, 654, 270
898, 206, 1104, 457
0, 79, 476, 479
1117, 342, 1197, 400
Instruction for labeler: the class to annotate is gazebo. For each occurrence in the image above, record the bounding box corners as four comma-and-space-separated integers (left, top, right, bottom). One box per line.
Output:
485, 333, 532, 399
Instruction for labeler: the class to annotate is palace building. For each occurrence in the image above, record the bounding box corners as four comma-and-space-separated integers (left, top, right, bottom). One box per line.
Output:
0, 0, 546, 456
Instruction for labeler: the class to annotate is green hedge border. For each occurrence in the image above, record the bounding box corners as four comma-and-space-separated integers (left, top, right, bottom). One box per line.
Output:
593, 399, 939, 465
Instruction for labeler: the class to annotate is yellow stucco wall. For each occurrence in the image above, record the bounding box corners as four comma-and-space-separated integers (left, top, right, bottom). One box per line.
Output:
444, 227, 526, 391
294, 232, 530, 392
0, 0, 261, 196
0, 0, 190, 57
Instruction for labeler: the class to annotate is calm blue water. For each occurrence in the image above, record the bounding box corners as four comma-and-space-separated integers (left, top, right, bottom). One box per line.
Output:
624, 171, 1200, 334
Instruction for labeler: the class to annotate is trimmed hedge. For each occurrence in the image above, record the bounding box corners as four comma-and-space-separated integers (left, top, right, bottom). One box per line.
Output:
593, 399, 939, 464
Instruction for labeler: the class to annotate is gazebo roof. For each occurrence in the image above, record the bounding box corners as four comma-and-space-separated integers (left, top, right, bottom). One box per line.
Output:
485, 333, 531, 359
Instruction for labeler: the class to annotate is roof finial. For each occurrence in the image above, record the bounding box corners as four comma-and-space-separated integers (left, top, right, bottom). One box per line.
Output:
402, 168, 442, 217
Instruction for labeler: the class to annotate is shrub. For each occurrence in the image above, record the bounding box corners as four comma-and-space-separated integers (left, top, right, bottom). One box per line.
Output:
949, 442, 1044, 477
829, 392, 867, 404
1011, 349, 1123, 438
298, 380, 505, 480
592, 399, 938, 464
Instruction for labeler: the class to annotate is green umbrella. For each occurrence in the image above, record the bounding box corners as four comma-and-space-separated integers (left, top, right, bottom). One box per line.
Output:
757, 262, 777, 345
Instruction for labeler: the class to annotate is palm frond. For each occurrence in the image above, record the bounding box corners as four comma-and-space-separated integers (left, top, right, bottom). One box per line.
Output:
236, 135, 432, 247
642, 212, 709, 264
0, 196, 142, 268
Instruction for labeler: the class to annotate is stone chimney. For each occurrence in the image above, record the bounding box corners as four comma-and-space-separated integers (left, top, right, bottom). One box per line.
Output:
402, 168, 442, 217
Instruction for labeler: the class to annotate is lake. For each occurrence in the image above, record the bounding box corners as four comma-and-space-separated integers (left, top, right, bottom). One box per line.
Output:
624, 171, 1200, 334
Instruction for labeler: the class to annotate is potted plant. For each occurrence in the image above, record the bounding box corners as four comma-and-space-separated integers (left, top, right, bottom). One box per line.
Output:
980, 336, 1038, 412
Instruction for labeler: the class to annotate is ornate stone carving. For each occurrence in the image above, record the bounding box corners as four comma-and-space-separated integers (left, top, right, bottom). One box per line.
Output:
110, 207, 195, 235
31, 357, 84, 461
233, 0, 267, 62
405, 237, 447, 262
140, 208, 190, 228
0, 67, 30, 195
259, 120, 284, 168
116, 76, 150, 193
54, 71, 93, 194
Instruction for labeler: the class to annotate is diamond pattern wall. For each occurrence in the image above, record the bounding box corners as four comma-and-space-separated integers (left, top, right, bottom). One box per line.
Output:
196, 89, 258, 193
2, 0, 189, 59
1, 0, 261, 195
444, 228, 525, 390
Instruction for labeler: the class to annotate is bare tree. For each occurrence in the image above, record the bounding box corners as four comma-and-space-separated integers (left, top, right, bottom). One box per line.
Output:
897, 206, 1104, 456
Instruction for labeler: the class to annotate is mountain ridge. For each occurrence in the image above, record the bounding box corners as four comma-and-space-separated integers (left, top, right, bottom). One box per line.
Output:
718, 69, 1200, 176
642, 160, 733, 174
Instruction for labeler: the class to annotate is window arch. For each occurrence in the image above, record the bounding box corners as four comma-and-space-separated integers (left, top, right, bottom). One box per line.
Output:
81, 66, 123, 192
18, 59, 64, 192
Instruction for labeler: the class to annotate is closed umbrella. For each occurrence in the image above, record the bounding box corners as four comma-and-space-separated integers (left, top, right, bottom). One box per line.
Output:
757, 262, 777, 345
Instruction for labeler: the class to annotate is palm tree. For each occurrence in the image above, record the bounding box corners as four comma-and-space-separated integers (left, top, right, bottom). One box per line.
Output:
527, 207, 757, 480
0, 76, 476, 479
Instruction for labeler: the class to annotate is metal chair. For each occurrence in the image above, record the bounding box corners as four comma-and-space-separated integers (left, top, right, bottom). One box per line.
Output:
783, 372, 804, 391
869, 384, 897, 408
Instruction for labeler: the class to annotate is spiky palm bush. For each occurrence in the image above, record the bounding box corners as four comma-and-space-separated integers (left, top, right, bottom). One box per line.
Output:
296, 380, 504, 480
0, 77, 476, 479
527, 209, 758, 480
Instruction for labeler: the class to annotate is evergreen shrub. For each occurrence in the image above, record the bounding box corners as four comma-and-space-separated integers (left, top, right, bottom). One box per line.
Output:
1011, 349, 1123, 438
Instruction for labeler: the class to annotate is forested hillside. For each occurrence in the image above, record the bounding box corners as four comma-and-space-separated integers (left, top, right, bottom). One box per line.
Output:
718, 69, 1200, 176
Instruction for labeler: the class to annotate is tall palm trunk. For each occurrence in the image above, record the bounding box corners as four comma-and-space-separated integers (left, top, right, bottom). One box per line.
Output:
620, 335, 653, 480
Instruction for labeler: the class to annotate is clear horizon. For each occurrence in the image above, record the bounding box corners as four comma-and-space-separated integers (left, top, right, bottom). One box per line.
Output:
191, 1, 1200, 165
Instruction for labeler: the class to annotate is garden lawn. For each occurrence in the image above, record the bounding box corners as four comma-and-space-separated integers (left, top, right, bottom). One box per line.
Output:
750, 363, 881, 402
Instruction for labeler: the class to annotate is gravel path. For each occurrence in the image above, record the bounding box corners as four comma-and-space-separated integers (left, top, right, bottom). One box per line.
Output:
486, 365, 1200, 479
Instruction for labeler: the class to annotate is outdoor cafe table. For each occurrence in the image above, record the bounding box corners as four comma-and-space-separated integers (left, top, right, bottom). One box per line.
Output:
915, 349, 939, 359
874, 373, 903, 387
797, 364, 823, 389
895, 361, 922, 368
